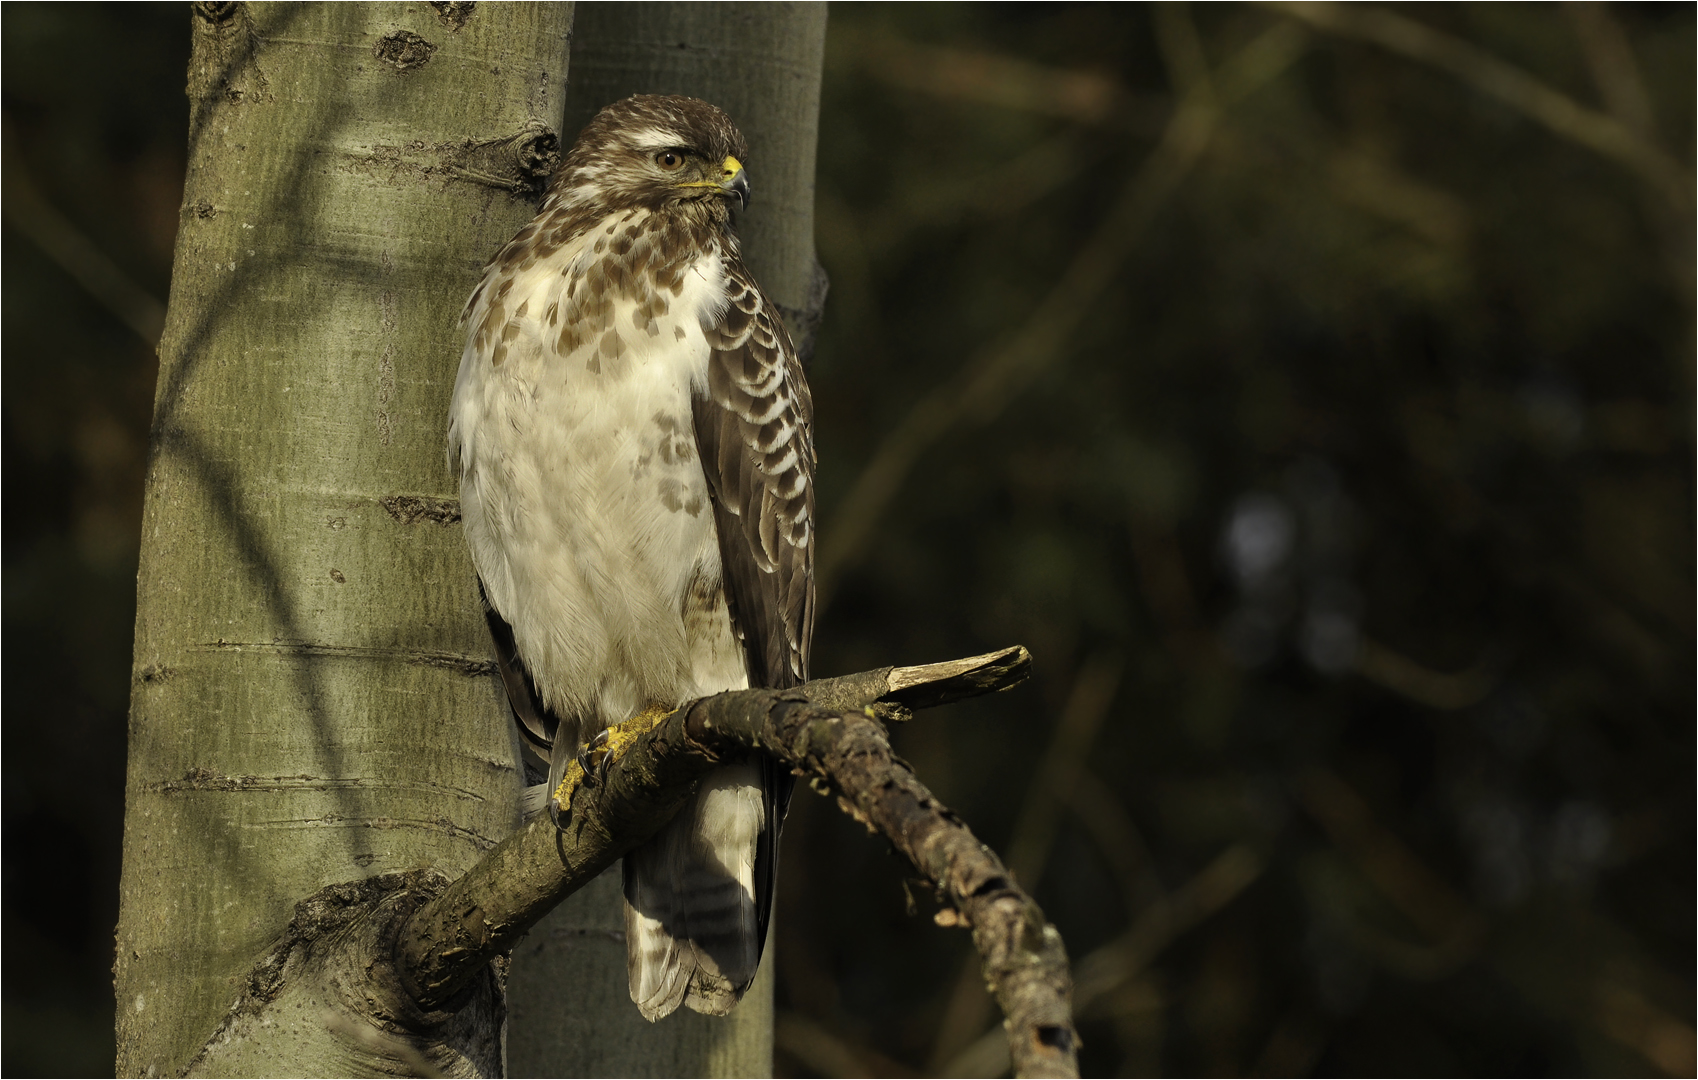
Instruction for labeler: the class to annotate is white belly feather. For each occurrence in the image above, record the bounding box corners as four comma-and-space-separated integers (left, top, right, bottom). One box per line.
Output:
448, 211, 749, 742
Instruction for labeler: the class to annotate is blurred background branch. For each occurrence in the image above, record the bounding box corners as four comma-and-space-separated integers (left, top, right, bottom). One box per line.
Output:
927, 652, 1124, 1071
817, 14, 1308, 608
831, 23, 1167, 133
1271, 2, 1692, 221
2, 121, 166, 346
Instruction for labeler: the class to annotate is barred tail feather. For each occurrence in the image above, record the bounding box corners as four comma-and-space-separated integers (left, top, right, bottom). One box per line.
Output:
623, 763, 766, 1020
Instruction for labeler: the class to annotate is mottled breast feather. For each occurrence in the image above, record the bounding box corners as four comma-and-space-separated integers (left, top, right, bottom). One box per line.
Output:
692, 259, 816, 692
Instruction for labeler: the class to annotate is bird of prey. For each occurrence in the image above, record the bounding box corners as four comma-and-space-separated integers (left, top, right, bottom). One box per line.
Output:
447, 95, 814, 1021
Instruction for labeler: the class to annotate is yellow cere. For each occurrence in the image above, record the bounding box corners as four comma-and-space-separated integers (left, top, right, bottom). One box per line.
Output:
678, 156, 745, 191
550, 703, 678, 812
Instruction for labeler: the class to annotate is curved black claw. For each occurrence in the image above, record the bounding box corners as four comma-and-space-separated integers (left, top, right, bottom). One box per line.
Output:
593, 728, 615, 779
575, 728, 612, 786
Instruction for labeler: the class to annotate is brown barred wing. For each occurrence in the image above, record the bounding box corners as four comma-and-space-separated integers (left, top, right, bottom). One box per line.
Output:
690, 260, 814, 963
691, 262, 816, 692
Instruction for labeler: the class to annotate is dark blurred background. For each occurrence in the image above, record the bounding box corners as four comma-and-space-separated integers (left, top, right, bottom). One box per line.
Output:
3, 4, 1691, 1076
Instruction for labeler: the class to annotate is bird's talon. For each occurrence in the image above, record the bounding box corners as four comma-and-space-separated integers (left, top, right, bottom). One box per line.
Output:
593, 729, 615, 780
575, 728, 614, 785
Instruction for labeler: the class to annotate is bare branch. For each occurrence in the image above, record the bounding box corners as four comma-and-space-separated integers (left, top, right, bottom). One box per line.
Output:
815, 20, 1308, 609
1071, 843, 1266, 1017
1353, 638, 1493, 711
833, 23, 1164, 131
393, 648, 1075, 1077
928, 653, 1122, 1069
775, 1011, 918, 1078
944, 843, 1266, 1078
1567, 3, 1658, 139
805, 644, 1034, 722
2, 120, 167, 346
1273, 3, 1693, 221
1296, 768, 1483, 949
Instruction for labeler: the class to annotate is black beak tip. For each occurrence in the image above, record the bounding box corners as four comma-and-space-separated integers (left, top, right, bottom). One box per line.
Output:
730, 172, 751, 211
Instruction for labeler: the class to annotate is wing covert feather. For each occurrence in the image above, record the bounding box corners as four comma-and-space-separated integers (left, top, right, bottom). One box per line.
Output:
691, 261, 815, 692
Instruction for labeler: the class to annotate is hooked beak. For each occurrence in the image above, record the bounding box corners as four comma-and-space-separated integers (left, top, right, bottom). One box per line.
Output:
721, 155, 750, 211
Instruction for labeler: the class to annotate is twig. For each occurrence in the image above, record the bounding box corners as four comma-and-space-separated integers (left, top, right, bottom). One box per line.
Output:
1057, 769, 1165, 920
1567, 3, 1658, 139
1296, 768, 1482, 949
756, 693, 1075, 1078
1353, 638, 1493, 711
834, 24, 1162, 131
775, 1011, 917, 1078
1004, 655, 1125, 889
928, 653, 1122, 1070
395, 647, 1032, 1007
1070, 842, 1265, 1017
393, 648, 1080, 1077
2, 120, 168, 346
805, 644, 1033, 722
1593, 980, 1698, 1077
1272, 3, 1693, 221
815, 20, 1308, 610
943, 843, 1266, 1077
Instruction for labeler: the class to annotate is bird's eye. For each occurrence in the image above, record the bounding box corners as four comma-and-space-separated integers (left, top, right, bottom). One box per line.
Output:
654, 150, 685, 171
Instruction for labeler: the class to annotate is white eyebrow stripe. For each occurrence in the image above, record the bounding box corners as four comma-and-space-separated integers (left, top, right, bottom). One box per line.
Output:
626, 127, 687, 150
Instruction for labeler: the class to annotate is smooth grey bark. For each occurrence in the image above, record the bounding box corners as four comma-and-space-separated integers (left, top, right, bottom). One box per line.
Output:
503, 6, 829, 1077
115, 4, 572, 1074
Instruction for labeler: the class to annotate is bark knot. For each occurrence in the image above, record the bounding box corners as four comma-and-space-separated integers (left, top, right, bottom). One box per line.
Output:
430, 2, 476, 31
374, 30, 437, 72
381, 494, 462, 525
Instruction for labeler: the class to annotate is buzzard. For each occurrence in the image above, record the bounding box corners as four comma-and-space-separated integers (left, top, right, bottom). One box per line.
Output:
447, 95, 813, 1021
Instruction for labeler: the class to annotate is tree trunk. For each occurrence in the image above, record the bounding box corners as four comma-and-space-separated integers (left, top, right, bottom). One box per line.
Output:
502, 6, 828, 1077
114, 4, 572, 1074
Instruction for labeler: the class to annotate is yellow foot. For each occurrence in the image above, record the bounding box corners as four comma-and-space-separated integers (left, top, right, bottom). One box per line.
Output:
550, 702, 678, 814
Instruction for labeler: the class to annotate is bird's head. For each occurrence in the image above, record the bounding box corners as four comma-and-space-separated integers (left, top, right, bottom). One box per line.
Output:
552, 94, 752, 218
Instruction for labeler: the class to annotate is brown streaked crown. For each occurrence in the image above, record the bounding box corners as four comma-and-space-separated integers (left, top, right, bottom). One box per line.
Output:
548, 95, 750, 215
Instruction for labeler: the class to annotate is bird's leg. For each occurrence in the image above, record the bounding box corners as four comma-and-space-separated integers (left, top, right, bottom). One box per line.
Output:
586, 703, 675, 782
547, 729, 610, 828
549, 704, 678, 829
